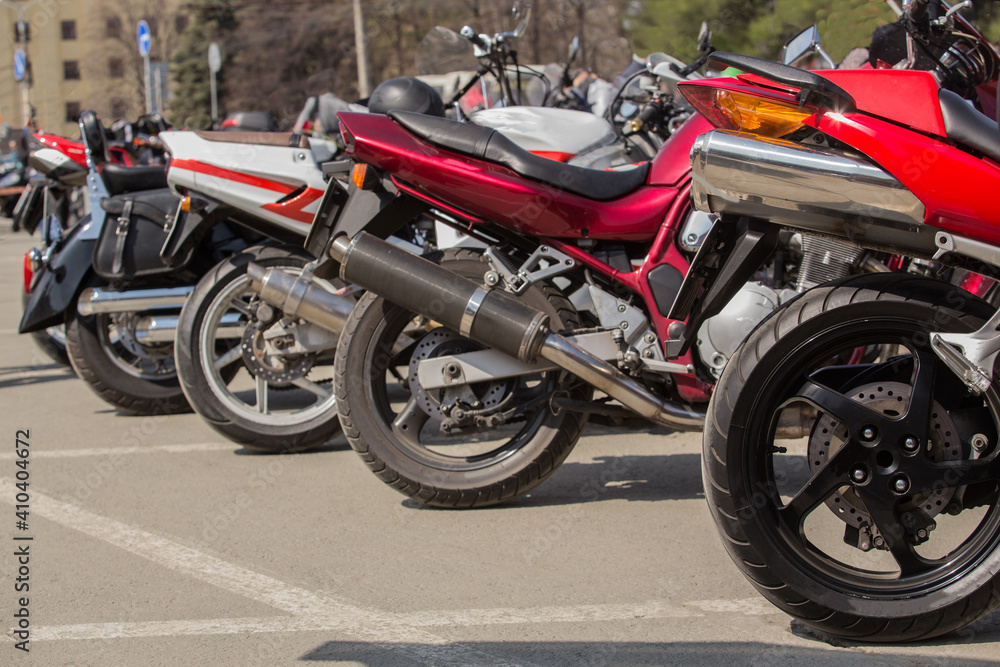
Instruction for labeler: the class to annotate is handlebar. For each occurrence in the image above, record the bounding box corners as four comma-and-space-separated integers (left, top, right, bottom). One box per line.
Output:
460, 25, 490, 53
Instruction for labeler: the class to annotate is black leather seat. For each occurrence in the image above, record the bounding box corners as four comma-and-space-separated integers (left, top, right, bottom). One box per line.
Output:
101, 164, 169, 197
388, 110, 649, 201
938, 88, 1000, 164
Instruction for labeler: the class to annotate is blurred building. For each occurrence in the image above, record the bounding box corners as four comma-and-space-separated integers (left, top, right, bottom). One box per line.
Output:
0, 0, 187, 137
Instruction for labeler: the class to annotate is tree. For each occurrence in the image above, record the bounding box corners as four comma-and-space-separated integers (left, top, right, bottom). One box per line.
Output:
169, 0, 237, 128
632, 0, 896, 65
85, 0, 189, 121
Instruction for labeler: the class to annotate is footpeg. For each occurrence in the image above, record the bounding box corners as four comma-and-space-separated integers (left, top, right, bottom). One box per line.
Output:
931, 334, 992, 395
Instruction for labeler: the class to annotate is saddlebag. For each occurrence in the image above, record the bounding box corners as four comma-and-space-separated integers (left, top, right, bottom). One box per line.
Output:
93, 188, 188, 280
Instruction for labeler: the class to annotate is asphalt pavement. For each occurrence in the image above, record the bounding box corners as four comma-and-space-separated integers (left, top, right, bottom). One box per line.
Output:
1, 227, 998, 666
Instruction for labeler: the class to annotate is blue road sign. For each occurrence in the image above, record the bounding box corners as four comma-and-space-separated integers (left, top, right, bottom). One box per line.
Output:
137, 20, 151, 57
13, 49, 25, 82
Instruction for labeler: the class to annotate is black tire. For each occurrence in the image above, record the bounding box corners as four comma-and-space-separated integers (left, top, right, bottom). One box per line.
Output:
66, 292, 190, 416
703, 273, 1000, 642
335, 248, 591, 508
175, 245, 343, 453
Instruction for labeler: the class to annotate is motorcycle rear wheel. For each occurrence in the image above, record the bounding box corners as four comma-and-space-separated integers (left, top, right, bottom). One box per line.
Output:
335, 248, 590, 508
175, 245, 343, 453
66, 294, 189, 415
704, 274, 1000, 642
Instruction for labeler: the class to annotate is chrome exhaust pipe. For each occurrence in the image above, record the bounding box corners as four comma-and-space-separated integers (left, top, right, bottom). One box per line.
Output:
330, 233, 704, 431
78, 286, 194, 315
690, 130, 935, 257
133, 312, 244, 343
246, 263, 354, 335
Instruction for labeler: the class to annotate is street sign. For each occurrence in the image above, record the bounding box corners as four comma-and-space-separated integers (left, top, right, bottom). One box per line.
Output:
13, 49, 25, 82
208, 42, 221, 73
137, 20, 151, 57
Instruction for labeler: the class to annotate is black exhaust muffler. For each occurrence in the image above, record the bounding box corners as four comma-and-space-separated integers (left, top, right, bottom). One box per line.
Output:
329, 232, 704, 430
331, 233, 549, 363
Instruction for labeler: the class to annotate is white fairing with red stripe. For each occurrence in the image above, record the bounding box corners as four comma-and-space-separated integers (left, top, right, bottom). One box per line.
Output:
159, 131, 334, 236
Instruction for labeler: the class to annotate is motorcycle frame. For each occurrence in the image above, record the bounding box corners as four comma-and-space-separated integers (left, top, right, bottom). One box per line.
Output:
331, 111, 717, 401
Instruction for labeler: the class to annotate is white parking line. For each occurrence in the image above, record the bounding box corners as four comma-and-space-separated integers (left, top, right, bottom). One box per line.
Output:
20, 597, 780, 643
0, 442, 235, 460
0, 479, 526, 667
0, 478, 783, 660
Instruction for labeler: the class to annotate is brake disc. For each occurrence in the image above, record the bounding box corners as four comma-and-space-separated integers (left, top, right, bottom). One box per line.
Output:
808, 381, 963, 531
241, 320, 315, 386
407, 328, 510, 421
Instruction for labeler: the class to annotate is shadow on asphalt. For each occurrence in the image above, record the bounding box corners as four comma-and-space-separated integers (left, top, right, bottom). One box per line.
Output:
509, 452, 704, 506
0, 363, 74, 389
232, 438, 351, 456
298, 639, 1000, 664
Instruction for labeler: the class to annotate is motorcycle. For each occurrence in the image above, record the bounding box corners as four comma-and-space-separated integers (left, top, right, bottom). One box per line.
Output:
173, 8, 715, 453
165, 105, 354, 448
239, 28, 862, 507
14, 116, 176, 367
17, 108, 353, 415
666, 0, 1000, 642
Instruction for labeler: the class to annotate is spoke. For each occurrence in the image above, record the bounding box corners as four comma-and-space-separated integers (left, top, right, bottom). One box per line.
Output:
290, 377, 333, 399
903, 346, 937, 438
391, 395, 430, 449
799, 378, 886, 426
229, 300, 252, 317
256, 374, 269, 414
777, 449, 852, 530
213, 345, 243, 370
857, 486, 932, 577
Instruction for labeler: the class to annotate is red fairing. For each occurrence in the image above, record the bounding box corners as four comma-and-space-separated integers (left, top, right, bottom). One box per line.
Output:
35, 133, 88, 168
337, 112, 675, 241
35, 132, 134, 167
649, 113, 712, 186
819, 70, 946, 136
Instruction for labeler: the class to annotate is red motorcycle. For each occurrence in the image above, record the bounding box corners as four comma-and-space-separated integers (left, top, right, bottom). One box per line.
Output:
244, 37, 871, 508
667, 0, 1000, 643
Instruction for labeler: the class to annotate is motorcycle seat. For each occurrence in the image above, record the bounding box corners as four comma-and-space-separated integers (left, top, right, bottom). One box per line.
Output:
388, 110, 649, 202
938, 89, 1000, 164
101, 164, 169, 197
194, 131, 311, 149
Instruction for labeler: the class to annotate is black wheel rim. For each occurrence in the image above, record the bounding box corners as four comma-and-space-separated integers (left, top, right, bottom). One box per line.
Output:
363, 302, 560, 473
742, 316, 1000, 599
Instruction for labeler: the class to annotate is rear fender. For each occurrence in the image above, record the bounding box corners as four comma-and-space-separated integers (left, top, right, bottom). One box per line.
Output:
19, 223, 97, 334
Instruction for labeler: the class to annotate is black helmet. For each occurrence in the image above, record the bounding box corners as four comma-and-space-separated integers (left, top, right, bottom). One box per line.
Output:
368, 76, 445, 117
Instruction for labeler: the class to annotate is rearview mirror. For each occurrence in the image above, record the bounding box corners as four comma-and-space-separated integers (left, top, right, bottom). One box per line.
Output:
568, 35, 579, 63
781, 25, 835, 69
697, 22, 711, 53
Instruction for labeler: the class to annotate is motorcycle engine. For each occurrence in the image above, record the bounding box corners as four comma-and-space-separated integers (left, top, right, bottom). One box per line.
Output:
696, 282, 797, 379
697, 235, 861, 379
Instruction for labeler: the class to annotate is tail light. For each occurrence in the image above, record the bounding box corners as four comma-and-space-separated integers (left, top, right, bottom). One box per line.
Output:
23, 250, 37, 294
681, 84, 816, 138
